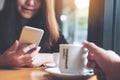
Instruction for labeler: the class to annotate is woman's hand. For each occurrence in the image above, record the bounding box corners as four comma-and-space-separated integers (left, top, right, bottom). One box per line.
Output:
82, 41, 120, 80
0, 40, 38, 68
24, 46, 41, 67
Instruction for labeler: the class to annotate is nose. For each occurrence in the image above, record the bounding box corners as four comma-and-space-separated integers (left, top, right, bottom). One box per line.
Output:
26, 0, 35, 6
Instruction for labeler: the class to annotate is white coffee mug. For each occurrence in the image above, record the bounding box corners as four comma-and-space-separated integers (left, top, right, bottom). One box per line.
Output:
59, 44, 93, 75
53, 52, 59, 67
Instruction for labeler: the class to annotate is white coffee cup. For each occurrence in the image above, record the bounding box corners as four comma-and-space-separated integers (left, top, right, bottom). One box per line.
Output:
59, 44, 93, 75
53, 52, 59, 67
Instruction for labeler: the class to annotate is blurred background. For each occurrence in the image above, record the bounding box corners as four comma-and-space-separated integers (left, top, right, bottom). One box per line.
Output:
55, 0, 90, 44
0, 0, 90, 44
0, 0, 4, 10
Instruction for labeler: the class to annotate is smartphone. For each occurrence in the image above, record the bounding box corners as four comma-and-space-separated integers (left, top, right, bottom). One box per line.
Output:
19, 26, 44, 46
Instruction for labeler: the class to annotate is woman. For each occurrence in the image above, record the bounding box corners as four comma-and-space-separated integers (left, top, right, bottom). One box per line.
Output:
0, 0, 68, 67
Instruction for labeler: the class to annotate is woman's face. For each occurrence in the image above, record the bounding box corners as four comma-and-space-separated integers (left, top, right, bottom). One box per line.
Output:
17, 0, 41, 19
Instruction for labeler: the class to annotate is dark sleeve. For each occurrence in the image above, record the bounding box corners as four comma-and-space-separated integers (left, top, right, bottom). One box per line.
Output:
51, 34, 68, 52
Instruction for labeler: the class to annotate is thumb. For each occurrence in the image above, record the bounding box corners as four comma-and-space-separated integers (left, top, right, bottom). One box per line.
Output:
82, 41, 105, 54
82, 41, 108, 65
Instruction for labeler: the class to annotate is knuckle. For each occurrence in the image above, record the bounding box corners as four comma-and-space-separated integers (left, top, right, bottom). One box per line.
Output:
106, 50, 114, 53
89, 42, 95, 46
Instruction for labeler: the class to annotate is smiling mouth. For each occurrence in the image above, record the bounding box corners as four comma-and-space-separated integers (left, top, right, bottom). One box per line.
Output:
22, 7, 35, 13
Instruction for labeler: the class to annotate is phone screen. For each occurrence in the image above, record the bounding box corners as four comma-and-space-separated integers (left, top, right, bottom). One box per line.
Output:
19, 26, 44, 46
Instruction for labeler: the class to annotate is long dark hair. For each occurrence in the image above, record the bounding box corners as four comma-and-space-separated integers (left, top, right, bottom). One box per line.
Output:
0, 0, 59, 53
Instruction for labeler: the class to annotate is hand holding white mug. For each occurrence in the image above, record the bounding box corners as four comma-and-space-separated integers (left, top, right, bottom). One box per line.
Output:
82, 41, 120, 80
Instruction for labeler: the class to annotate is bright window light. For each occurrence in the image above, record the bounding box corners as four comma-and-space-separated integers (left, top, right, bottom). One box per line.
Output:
75, 0, 89, 9
60, 15, 67, 21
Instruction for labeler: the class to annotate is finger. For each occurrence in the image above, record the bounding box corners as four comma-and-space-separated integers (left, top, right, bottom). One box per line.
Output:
25, 62, 34, 67
5, 40, 19, 53
87, 60, 96, 69
18, 43, 31, 50
16, 44, 36, 56
31, 46, 41, 57
36, 46, 41, 52
23, 58, 34, 67
24, 59, 33, 65
23, 44, 36, 53
87, 52, 94, 60
18, 54, 32, 61
18, 54, 32, 66
27, 48, 36, 54
94, 64, 104, 75
82, 41, 105, 54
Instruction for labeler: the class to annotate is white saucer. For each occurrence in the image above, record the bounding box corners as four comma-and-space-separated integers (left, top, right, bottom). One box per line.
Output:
44, 63, 56, 68
45, 67, 94, 79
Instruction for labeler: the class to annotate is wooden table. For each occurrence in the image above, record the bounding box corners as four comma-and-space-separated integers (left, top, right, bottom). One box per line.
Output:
0, 67, 98, 80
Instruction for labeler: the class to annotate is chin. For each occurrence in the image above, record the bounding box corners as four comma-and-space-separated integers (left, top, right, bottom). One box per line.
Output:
21, 14, 33, 19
